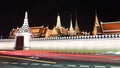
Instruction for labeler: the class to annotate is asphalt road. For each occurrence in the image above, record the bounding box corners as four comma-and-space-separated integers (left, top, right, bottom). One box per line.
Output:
0, 55, 120, 68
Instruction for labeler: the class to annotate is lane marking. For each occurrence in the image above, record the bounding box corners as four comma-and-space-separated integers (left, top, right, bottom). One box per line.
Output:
31, 63, 40, 65
0, 55, 56, 64
20, 62, 29, 65
53, 64, 63, 67
2, 62, 9, 64
111, 66, 120, 68
80, 65, 89, 67
95, 65, 105, 68
10, 62, 18, 64
42, 64, 51, 66
67, 64, 76, 67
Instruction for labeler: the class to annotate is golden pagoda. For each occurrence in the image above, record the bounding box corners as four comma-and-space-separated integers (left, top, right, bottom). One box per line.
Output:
92, 11, 100, 35
74, 13, 80, 35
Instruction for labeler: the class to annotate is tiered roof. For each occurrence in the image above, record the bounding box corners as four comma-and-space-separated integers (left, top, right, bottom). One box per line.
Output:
9, 26, 48, 38
97, 21, 120, 34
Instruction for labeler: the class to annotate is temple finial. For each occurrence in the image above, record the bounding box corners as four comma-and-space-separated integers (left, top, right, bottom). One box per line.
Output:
95, 10, 100, 26
17, 11, 32, 33
25, 11, 28, 19
92, 10, 100, 35
75, 12, 80, 34
70, 15, 73, 31
23, 11, 28, 25
56, 13, 62, 27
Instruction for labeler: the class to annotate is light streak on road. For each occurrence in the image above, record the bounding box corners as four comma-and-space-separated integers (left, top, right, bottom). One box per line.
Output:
0, 55, 56, 64
1, 50, 120, 64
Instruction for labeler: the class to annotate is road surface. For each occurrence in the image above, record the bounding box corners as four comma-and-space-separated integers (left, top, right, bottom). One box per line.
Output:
0, 50, 120, 68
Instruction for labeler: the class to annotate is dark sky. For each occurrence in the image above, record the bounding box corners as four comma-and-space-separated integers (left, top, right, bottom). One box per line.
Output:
0, 0, 120, 38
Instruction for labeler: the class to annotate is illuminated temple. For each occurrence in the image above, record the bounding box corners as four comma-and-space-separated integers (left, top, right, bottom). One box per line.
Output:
9, 12, 83, 38
1, 11, 120, 51
9, 11, 120, 39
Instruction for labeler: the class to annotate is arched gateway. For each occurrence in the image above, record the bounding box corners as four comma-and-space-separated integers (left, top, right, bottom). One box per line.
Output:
15, 11, 32, 50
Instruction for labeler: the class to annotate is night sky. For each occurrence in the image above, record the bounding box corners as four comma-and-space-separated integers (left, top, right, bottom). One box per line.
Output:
0, 0, 120, 38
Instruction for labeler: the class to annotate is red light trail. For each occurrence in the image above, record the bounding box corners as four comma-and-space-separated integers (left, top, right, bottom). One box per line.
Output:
0, 50, 120, 64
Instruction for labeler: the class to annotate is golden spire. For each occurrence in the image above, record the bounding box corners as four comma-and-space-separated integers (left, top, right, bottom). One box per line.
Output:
94, 10, 100, 26
92, 10, 100, 35
75, 12, 80, 35
68, 15, 75, 35
69, 15, 74, 31
56, 13, 62, 28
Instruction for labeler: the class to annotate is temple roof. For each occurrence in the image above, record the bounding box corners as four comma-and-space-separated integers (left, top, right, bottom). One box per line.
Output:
9, 26, 49, 38
17, 12, 32, 34
97, 21, 120, 34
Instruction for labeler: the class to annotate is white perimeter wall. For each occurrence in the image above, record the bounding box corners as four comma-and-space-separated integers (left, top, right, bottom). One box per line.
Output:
30, 38, 120, 50
0, 38, 120, 50
0, 42, 15, 50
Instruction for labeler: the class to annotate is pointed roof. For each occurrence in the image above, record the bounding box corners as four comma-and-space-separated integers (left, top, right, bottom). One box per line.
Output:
56, 13, 62, 27
75, 12, 78, 26
23, 11, 28, 26
25, 11, 28, 19
75, 12, 80, 33
75, 18, 78, 26
92, 10, 100, 35
17, 11, 32, 34
69, 15, 74, 31
94, 10, 100, 26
